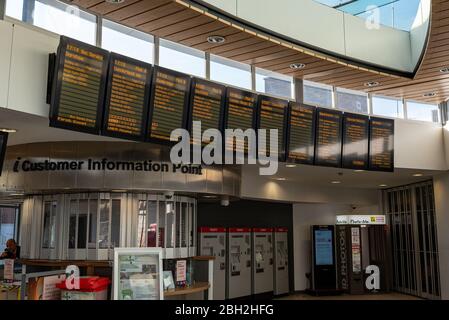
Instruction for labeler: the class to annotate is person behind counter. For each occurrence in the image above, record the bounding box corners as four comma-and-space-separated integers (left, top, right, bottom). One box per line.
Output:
0, 239, 20, 260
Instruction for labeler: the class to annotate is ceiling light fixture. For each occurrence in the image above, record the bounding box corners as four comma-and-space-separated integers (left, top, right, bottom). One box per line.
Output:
207, 35, 226, 44
379, 184, 388, 188
203, 195, 217, 199
275, 178, 287, 181
105, 0, 125, 4
0, 128, 17, 133
413, 173, 424, 177
289, 63, 306, 70
423, 92, 436, 97
440, 67, 449, 73
354, 170, 364, 172
286, 164, 297, 168
331, 181, 341, 184
364, 81, 380, 87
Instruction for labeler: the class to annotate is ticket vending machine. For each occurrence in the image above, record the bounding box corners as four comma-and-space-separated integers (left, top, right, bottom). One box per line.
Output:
273, 228, 289, 295
227, 228, 252, 299
198, 227, 226, 300
252, 228, 274, 295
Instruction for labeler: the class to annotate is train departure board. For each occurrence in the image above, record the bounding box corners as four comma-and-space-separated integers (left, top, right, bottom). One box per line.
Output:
369, 117, 395, 172
287, 103, 316, 165
50, 36, 109, 134
257, 95, 289, 160
224, 88, 258, 154
189, 78, 226, 146
342, 113, 369, 170
315, 108, 343, 168
147, 66, 191, 144
0, 132, 8, 176
102, 53, 152, 141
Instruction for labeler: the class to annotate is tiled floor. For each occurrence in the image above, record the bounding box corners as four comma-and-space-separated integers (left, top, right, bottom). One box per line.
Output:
279, 292, 421, 300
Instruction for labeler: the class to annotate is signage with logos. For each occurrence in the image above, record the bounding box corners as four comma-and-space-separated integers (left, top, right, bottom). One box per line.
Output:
336, 215, 386, 225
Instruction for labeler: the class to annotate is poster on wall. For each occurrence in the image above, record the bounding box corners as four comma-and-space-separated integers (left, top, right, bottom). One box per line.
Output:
113, 248, 164, 300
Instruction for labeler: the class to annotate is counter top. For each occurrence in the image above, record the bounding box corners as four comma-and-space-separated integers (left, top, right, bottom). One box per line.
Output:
164, 282, 210, 297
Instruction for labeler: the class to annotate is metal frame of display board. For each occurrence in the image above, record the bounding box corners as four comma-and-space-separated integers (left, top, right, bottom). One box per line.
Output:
113, 247, 164, 300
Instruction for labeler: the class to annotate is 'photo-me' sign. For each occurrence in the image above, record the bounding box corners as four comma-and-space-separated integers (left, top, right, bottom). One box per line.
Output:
336, 215, 386, 225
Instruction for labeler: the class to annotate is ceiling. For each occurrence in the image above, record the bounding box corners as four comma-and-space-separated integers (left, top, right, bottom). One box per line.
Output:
67, 0, 449, 104
243, 163, 439, 190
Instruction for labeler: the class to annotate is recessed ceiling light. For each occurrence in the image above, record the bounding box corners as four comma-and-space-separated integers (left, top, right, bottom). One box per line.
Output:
105, 0, 125, 4
289, 63, 306, 70
331, 181, 341, 184
286, 164, 297, 168
10, 193, 24, 196
0, 128, 17, 133
423, 92, 436, 97
364, 81, 380, 87
275, 177, 287, 181
440, 67, 449, 73
207, 35, 226, 44
379, 184, 388, 188
413, 173, 424, 177
354, 170, 364, 172
203, 195, 217, 199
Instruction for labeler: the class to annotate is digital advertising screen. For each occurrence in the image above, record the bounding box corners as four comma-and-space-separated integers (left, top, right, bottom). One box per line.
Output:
314, 229, 334, 266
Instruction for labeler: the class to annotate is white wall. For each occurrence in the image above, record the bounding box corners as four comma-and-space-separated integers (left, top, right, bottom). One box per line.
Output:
432, 172, 449, 299
410, 0, 431, 67
240, 171, 379, 205
394, 119, 446, 170
0, 21, 13, 109
203, 0, 425, 73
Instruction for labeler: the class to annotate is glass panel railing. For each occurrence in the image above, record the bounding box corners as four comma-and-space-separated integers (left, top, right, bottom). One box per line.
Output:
314, 0, 422, 31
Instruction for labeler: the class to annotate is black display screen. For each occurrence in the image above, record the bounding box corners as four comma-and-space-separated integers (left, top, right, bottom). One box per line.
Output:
102, 53, 152, 141
287, 102, 316, 165
342, 113, 369, 170
224, 88, 257, 154
369, 117, 395, 172
188, 78, 226, 146
257, 95, 289, 160
0, 132, 8, 177
147, 66, 191, 144
49, 36, 109, 134
315, 108, 343, 168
